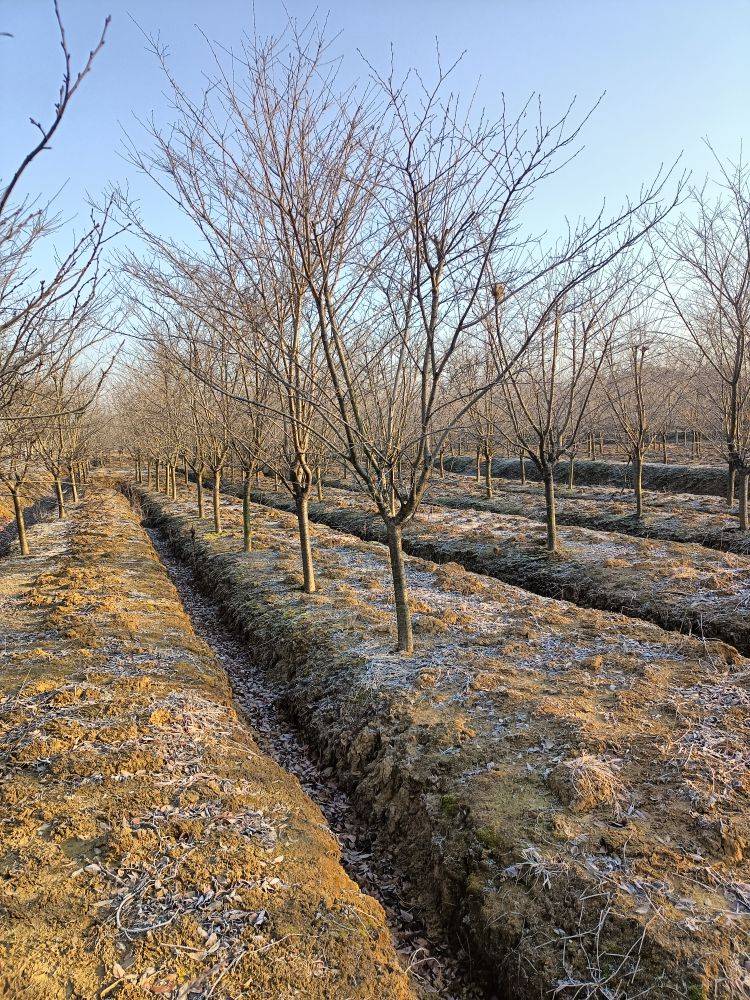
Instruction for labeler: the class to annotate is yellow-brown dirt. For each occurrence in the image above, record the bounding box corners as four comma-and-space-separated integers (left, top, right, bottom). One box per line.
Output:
0, 485, 414, 999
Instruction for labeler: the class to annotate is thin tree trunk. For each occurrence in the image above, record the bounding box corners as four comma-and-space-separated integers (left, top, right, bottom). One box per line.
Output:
740, 470, 749, 532
212, 469, 222, 534
475, 447, 481, 485
519, 453, 526, 485
147, 462, 152, 488
316, 466, 323, 502
54, 477, 65, 519
542, 469, 557, 552
728, 463, 736, 507
567, 456, 575, 491
242, 470, 252, 552
68, 465, 79, 502
439, 451, 445, 478
661, 433, 668, 463
385, 519, 413, 654
183, 456, 189, 485
155, 458, 161, 492
295, 493, 316, 594
11, 489, 29, 556
196, 472, 204, 519
634, 451, 644, 519
484, 446, 493, 499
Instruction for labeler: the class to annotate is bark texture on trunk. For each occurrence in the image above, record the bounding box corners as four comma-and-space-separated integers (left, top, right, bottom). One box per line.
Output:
728, 463, 736, 507
484, 448, 493, 499
212, 469, 222, 534
567, 456, 575, 491
54, 478, 65, 519
68, 466, 79, 502
542, 469, 557, 551
385, 519, 413, 654
196, 473, 204, 520
11, 490, 29, 556
519, 453, 526, 485
295, 493, 316, 594
634, 452, 644, 520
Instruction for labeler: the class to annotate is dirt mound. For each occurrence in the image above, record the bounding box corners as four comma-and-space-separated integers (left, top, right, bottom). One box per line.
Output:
445, 456, 730, 498
0, 487, 414, 999
134, 481, 750, 999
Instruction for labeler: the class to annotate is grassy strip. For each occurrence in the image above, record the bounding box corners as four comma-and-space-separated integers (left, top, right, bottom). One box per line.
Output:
426, 476, 750, 559
0, 484, 413, 1000
133, 480, 750, 1000
244, 486, 750, 656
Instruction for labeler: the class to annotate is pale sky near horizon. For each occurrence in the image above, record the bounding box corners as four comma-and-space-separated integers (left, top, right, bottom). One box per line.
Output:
2, 0, 750, 261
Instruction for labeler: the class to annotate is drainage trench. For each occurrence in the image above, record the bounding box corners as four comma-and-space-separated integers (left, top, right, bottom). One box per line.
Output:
145, 521, 491, 1000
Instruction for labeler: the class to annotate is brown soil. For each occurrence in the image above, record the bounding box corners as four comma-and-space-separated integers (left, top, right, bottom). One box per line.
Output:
0, 485, 414, 999
133, 479, 750, 999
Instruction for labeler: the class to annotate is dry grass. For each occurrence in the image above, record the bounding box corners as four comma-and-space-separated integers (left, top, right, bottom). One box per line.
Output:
137, 480, 750, 999
0, 486, 414, 1000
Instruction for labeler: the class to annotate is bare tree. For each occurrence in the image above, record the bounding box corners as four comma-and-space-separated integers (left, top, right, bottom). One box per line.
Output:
659, 148, 750, 508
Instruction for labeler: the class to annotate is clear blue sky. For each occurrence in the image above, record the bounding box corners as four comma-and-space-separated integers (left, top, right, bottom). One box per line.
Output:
3, 0, 750, 257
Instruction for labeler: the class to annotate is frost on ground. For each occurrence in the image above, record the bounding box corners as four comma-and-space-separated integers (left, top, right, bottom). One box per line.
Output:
0, 486, 414, 1000
427, 471, 750, 557
140, 482, 750, 999
248, 482, 750, 656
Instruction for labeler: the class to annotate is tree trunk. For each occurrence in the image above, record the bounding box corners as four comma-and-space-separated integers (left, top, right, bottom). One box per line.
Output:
212, 469, 222, 534
316, 466, 323, 502
196, 472, 204, 519
68, 465, 79, 502
242, 471, 252, 552
484, 447, 493, 499
634, 451, 644, 519
475, 447, 481, 485
11, 489, 29, 557
567, 456, 575, 491
147, 462, 152, 488
740, 470, 749, 532
155, 458, 161, 492
54, 477, 65, 519
542, 469, 557, 552
439, 451, 445, 478
183, 456, 189, 485
385, 519, 413, 654
295, 493, 316, 594
136, 457, 142, 483
728, 463, 736, 507
519, 453, 526, 485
